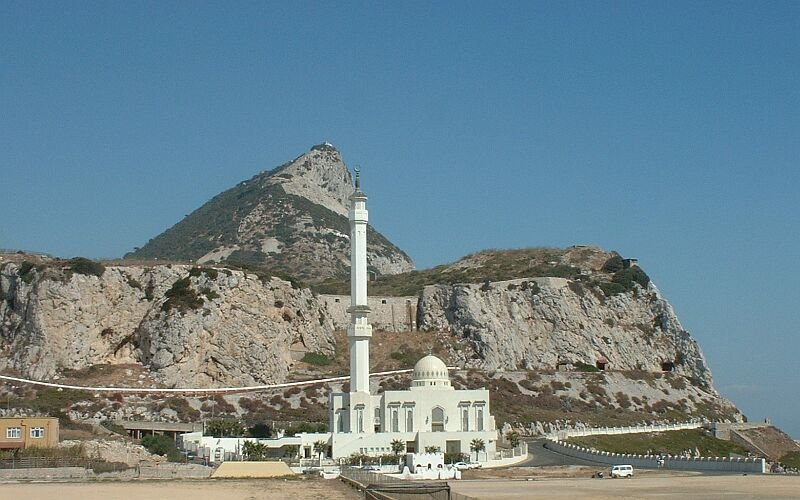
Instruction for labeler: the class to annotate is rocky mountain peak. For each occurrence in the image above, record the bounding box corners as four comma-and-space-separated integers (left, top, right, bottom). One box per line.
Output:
126, 145, 414, 280
268, 143, 353, 217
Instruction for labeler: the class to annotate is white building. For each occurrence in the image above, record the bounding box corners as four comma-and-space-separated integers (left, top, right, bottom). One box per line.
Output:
184, 171, 498, 463
323, 172, 497, 460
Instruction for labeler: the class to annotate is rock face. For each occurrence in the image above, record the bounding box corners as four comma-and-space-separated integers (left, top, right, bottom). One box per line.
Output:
125, 144, 414, 280
0, 261, 336, 387
418, 277, 714, 390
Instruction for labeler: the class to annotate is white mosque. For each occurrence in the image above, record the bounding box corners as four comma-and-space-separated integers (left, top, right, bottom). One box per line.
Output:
181, 172, 498, 463
324, 173, 497, 459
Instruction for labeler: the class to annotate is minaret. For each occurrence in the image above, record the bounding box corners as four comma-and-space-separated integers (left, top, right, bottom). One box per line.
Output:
347, 169, 372, 395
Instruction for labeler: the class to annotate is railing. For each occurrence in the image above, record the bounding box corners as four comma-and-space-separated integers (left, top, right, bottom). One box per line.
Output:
545, 439, 766, 474
547, 421, 704, 441
339, 465, 479, 500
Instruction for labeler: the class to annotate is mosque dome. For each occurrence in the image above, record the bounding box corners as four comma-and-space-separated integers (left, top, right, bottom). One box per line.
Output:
411, 355, 453, 390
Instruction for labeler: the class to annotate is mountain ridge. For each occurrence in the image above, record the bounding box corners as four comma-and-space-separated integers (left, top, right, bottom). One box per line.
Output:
125, 144, 414, 281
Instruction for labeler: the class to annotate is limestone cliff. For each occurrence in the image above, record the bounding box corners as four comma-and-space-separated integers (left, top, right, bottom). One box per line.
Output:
418, 277, 714, 390
0, 259, 336, 387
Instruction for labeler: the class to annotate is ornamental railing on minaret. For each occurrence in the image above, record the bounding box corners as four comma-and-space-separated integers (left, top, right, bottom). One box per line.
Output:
347, 169, 372, 394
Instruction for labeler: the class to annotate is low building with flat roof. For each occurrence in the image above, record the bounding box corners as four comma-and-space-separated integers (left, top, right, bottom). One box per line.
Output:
0, 417, 59, 450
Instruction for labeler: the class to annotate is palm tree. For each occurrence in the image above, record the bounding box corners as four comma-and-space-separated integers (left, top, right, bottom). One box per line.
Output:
470, 438, 485, 462
313, 440, 327, 467
391, 439, 406, 463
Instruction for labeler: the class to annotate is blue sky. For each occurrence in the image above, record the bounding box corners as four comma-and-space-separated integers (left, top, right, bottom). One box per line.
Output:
2, 2, 798, 437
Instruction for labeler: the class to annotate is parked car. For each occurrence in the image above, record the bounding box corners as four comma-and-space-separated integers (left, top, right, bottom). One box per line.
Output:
360, 465, 381, 471
610, 464, 634, 478
453, 461, 481, 470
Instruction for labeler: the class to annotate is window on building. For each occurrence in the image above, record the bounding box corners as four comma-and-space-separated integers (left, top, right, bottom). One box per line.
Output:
431, 407, 445, 432
476, 407, 484, 431
336, 410, 345, 432
6, 427, 21, 439
405, 407, 414, 432
30, 427, 45, 438
461, 407, 469, 432
391, 408, 399, 432
356, 406, 365, 433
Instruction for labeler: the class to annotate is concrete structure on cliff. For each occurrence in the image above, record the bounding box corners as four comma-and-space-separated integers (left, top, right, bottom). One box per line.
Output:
325, 172, 497, 459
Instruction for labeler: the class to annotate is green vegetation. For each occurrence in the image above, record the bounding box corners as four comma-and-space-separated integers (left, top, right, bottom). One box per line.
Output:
302, 352, 332, 366
390, 346, 426, 369
206, 419, 246, 437
189, 266, 219, 279
141, 434, 184, 461
470, 438, 486, 453
242, 440, 269, 460
505, 431, 521, 448
574, 362, 601, 373
161, 277, 203, 313
313, 247, 583, 295
21, 388, 94, 415
19, 261, 40, 284
68, 257, 105, 277
283, 422, 327, 436
155, 396, 200, 421
601, 254, 624, 273
567, 429, 750, 457
780, 451, 800, 468
100, 420, 127, 435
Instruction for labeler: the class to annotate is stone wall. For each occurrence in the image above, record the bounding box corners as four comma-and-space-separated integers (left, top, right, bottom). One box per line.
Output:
547, 422, 704, 441
319, 295, 417, 332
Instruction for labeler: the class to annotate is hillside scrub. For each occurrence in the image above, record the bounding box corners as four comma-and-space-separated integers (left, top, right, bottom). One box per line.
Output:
567, 429, 750, 457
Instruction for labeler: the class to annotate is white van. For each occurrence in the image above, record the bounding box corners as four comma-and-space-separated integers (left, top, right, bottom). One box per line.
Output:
610, 464, 634, 478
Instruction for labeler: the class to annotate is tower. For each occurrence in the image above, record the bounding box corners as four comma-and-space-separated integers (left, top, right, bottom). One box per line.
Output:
347, 170, 373, 394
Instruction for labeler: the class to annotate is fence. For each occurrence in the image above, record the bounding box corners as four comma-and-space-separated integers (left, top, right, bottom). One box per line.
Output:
0, 456, 128, 472
340, 466, 478, 500
546, 421, 704, 441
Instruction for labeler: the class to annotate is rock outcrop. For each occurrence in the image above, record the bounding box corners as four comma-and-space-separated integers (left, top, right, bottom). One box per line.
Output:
125, 144, 414, 280
0, 260, 336, 387
418, 277, 714, 389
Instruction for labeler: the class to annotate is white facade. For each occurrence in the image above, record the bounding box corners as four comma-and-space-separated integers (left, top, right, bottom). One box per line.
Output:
324, 174, 497, 460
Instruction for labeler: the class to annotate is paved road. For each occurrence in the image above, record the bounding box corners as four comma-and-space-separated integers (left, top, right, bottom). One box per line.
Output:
514, 439, 606, 467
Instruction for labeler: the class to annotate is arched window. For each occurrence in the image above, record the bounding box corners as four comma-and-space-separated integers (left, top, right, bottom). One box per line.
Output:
431, 407, 445, 432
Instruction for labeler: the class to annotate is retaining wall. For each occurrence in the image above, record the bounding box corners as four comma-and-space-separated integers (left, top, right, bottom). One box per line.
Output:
320, 295, 417, 331
546, 422, 704, 441
545, 439, 765, 474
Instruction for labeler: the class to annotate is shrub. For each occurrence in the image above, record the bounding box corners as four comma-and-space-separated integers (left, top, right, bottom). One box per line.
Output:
68, 257, 105, 277
19, 261, 38, 284
302, 352, 332, 366
574, 362, 601, 373
161, 277, 203, 312
601, 255, 624, 273
206, 418, 245, 437
189, 267, 219, 280
612, 267, 650, 290
157, 396, 200, 421
390, 346, 425, 369
598, 281, 626, 297
141, 434, 183, 461
283, 422, 327, 436
100, 420, 127, 435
